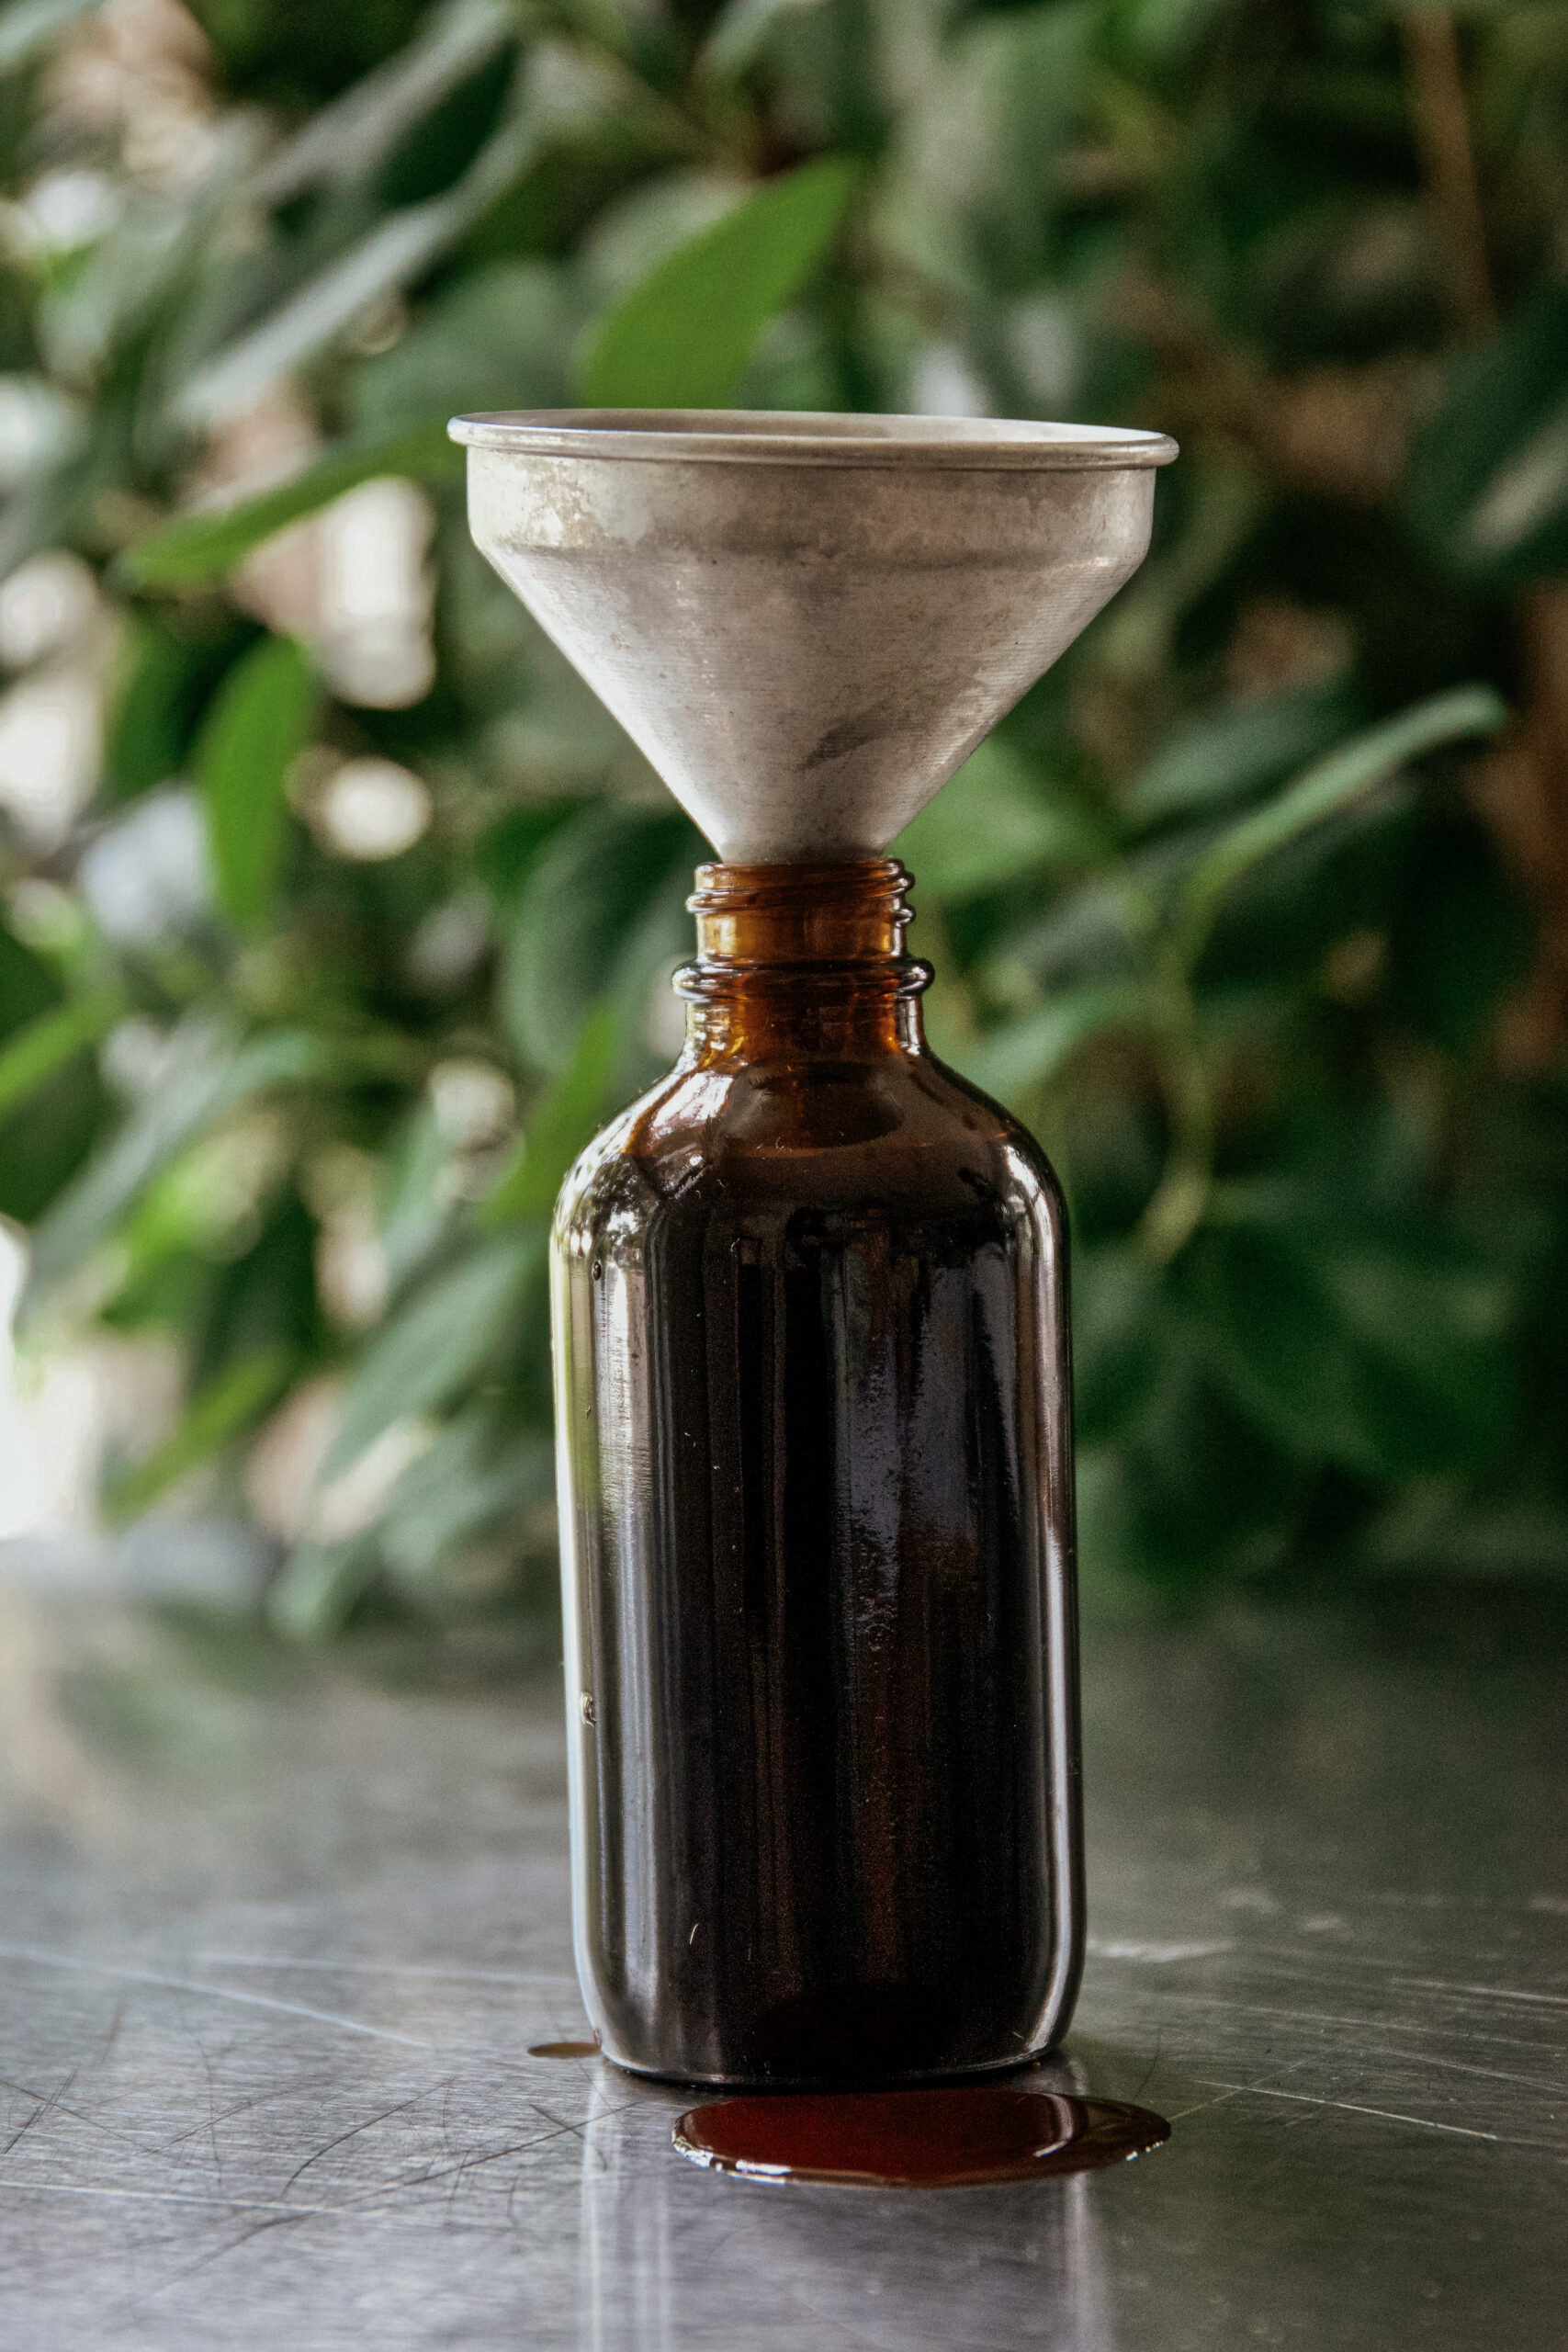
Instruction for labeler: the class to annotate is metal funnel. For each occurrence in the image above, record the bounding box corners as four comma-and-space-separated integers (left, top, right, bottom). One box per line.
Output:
450, 410, 1176, 864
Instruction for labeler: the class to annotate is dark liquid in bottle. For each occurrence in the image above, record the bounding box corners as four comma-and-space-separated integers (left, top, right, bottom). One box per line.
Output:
673, 2087, 1169, 2187
555, 864, 1082, 2086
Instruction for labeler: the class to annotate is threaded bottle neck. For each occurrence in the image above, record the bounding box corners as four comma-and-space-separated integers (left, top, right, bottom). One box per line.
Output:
677, 860, 930, 1063
689, 859, 914, 964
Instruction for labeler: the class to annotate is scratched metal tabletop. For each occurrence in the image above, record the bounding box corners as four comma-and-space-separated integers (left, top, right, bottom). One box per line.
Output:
0, 1556, 1563, 2350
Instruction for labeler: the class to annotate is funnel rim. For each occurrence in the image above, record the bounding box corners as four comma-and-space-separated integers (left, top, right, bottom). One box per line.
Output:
448, 408, 1177, 470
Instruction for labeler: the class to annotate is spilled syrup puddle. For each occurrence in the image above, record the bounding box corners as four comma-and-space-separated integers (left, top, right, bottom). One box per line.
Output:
673, 2087, 1169, 2188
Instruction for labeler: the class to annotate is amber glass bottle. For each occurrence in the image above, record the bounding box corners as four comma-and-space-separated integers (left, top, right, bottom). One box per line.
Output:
550, 860, 1082, 2086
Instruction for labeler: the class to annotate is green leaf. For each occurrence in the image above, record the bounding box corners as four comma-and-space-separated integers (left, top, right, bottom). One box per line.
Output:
502, 802, 698, 1073
319, 1231, 542, 1483
107, 1346, 296, 1523
1117, 0, 1233, 68
579, 155, 862, 408
118, 425, 458, 589
267, 1534, 383, 1643
956, 983, 1149, 1105
0, 922, 62, 1039
194, 1193, 321, 1392
174, 103, 538, 430
1124, 682, 1360, 831
894, 737, 1110, 902
701, 0, 830, 78
103, 616, 209, 797
0, 989, 121, 1123
24, 1023, 332, 1305
0, 1057, 105, 1227
473, 798, 586, 905
0, 923, 108, 1223
1194, 1220, 1515, 1483
354, 261, 580, 439
1359, 1483, 1568, 1583
377, 1105, 454, 1295
482, 1004, 620, 1226
194, 637, 318, 930
1077, 1334, 1303, 1594
1071, 1245, 1168, 1442
950, 0, 1099, 284
378, 1415, 554, 1583
1177, 687, 1507, 953
254, 0, 516, 204
1405, 289, 1568, 588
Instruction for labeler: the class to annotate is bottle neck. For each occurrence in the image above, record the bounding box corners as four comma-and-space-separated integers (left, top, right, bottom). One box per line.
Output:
677, 860, 930, 1065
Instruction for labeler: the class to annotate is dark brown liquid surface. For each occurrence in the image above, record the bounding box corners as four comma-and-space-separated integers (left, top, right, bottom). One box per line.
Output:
672, 2087, 1168, 2187
528, 2039, 602, 2060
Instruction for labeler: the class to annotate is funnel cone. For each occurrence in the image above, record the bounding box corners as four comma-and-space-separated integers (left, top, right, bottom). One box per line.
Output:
451, 410, 1175, 864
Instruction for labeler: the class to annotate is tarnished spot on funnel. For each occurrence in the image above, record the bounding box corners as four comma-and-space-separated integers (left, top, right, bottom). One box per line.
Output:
451, 409, 1176, 865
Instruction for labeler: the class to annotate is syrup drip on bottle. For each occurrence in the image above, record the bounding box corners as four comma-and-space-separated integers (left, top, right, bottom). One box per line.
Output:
673, 2086, 1168, 2188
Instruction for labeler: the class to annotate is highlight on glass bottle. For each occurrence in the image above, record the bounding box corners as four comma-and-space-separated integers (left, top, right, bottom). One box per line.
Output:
550, 858, 1083, 2088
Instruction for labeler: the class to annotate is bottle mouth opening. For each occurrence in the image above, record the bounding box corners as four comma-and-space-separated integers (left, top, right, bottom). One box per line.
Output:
449, 409, 1178, 472
689, 857, 905, 906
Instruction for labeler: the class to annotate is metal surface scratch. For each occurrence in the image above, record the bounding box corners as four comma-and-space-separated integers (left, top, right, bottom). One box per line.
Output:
0, 1941, 434, 2047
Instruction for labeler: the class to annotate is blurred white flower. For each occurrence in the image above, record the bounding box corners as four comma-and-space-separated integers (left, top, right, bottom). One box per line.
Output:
197, 390, 435, 711
908, 342, 992, 420
245, 1374, 428, 1545
77, 787, 212, 945
14, 169, 123, 255
315, 1204, 389, 1331
0, 1227, 183, 1541
408, 893, 490, 993
244, 1375, 334, 1542
5, 878, 88, 956
343, 290, 408, 357
429, 1058, 515, 1150
0, 560, 114, 848
195, 384, 322, 628
0, 552, 100, 671
0, 664, 102, 848
99, 1015, 179, 1099
48, 0, 216, 193
311, 758, 431, 862
312, 478, 437, 709
1005, 296, 1082, 415
0, 378, 85, 490
197, 383, 320, 498
301, 1146, 389, 1332
313, 1420, 430, 1544
237, 474, 437, 710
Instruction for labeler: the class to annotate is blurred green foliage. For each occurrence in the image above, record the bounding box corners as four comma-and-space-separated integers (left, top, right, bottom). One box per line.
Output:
2, 0, 1567, 1629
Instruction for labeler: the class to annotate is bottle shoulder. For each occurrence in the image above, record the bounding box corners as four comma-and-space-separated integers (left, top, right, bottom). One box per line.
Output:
555, 1049, 1065, 1240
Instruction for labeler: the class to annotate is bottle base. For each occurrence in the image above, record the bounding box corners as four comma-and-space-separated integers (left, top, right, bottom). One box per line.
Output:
595, 2038, 1070, 2093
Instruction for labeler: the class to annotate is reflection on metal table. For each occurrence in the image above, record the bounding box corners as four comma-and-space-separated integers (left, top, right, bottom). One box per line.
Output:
0, 1563, 1563, 2349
